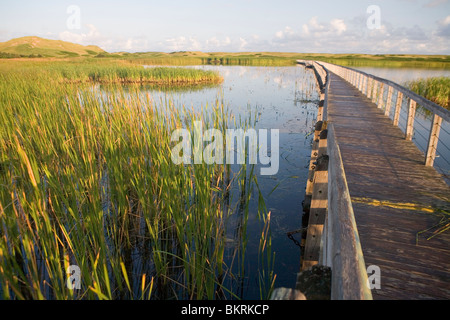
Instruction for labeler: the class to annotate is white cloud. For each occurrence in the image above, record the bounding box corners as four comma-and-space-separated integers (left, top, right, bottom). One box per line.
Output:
269, 13, 450, 54
54, 14, 449, 54
59, 24, 101, 45
205, 36, 231, 50
163, 36, 202, 51
59, 24, 152, 52
425, 0, 449, 7
330, 19, 347, 35
434, 15, 450, 38
239, 37, 248, 51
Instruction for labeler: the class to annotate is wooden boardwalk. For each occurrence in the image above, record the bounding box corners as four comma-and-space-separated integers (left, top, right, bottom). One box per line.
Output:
327, 72, 450, 300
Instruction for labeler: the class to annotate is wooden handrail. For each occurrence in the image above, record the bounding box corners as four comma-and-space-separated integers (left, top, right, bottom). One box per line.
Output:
309, 61, 449, 168
327, 124, 373, 300
316, 61, 450, 121
298, 60, 372, 300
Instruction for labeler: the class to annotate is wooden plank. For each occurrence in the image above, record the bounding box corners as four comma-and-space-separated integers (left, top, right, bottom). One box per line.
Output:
302, 131, 329, 270
362, 256, 450, 299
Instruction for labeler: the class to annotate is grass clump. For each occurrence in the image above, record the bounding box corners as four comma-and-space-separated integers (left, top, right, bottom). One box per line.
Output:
0, 59, 223, 86
405, 77, 450, 109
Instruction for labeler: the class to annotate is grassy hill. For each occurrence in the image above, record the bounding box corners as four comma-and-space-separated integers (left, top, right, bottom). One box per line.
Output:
1, 36, 448, 69
0, 36, 105, 58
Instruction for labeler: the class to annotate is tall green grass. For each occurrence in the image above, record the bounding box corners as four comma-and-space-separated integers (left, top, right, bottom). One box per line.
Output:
405, 77, 450, 109
0, 62, 274, 300
0, 60, 223, 85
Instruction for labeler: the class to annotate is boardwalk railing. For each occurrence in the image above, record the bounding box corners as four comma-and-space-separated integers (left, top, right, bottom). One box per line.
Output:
316, 61, 450, 169
298, 60, 373, 300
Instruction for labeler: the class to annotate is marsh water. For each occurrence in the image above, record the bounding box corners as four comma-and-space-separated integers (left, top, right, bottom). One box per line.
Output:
137, 65, 321, 299
122, 65, 449, 299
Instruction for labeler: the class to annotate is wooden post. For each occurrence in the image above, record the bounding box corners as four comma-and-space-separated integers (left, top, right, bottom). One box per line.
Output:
384, 86, 393, 117
425, 114, 443, 166
367, 78, 373, 99
406, 99, 417, 141
371, 81, 378, 103
302, 129, 328, 271
327, 125, 373, 300
362, 76, 367, 96
393, 91, 403, 127
304, 120, 325, 208
377, 83, 385, 109
317, 95, 325, 121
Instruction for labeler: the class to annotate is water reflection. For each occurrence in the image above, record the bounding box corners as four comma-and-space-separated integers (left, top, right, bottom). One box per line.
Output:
133, 65, 321, 298
352, 67, 450, 85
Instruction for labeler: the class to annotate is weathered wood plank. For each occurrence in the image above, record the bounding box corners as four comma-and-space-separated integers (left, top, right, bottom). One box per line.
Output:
302, 143, 329, 270
325, 124, 373, 300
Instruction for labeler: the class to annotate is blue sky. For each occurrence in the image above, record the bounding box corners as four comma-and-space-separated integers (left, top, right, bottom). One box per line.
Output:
0, 0, 449, 54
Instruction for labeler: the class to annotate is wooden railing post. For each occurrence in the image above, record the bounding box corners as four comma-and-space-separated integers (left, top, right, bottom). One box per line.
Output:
425, 114, 443, 166
393, 91, 403, 127
406, 99, 417, 141
371, 80, 378, 103
305, 120, 325, 207
363, 76, 368, 96
385, 86, 393, 117
367, 78, 373, 99
377, 83, 385, 109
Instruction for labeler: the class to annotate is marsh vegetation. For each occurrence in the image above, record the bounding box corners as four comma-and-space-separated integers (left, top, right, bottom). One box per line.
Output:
0, 60, 275, 300
405, 77, 450, 109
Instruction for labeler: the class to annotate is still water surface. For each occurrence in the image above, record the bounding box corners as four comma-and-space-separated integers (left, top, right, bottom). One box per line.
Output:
143, 65, 321, 298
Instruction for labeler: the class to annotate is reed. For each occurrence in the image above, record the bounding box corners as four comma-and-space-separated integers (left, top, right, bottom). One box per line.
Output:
0, 60, 223, 85
0, 61, 273, 300
405, 77, 450, 109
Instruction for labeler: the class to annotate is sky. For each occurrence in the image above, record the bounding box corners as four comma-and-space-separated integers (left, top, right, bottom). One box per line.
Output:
0, 0, 449, 54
